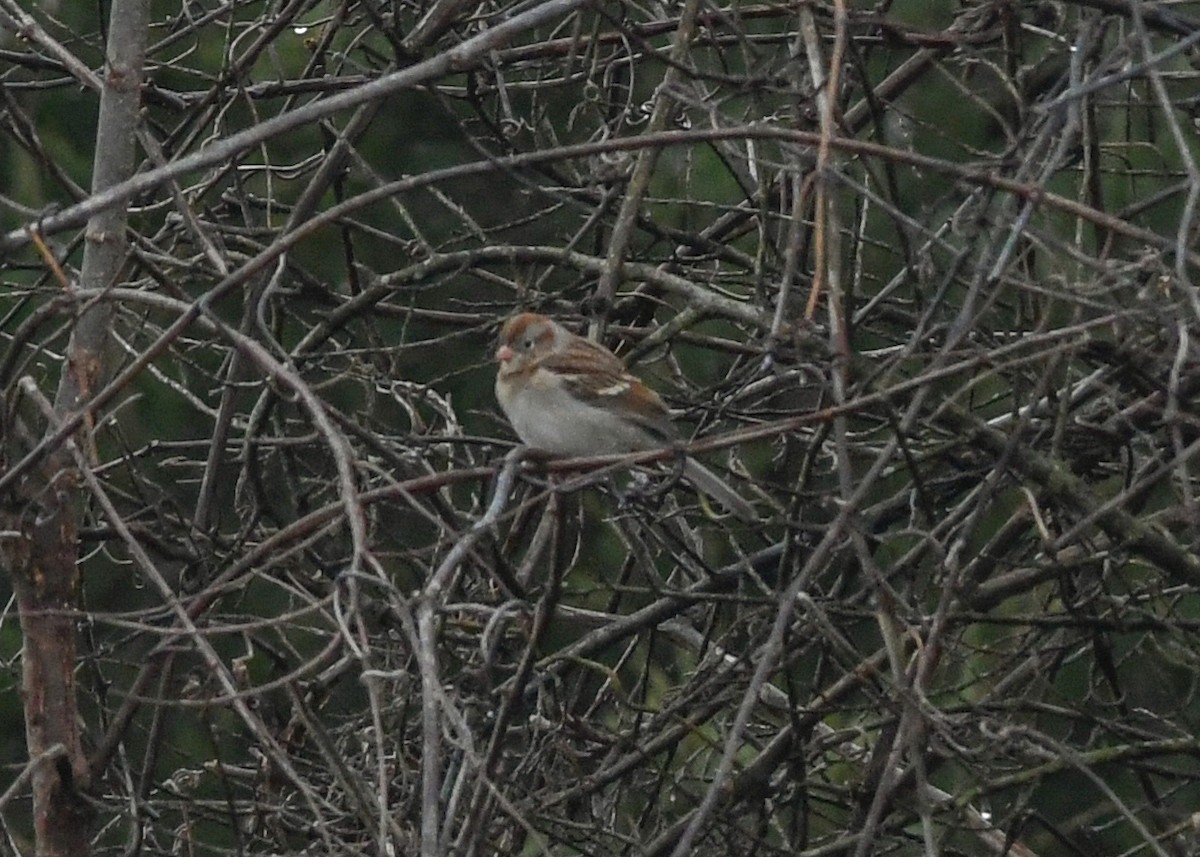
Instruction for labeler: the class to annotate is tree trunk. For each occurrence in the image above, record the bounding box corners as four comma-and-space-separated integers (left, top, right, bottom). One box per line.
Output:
0, 0, 150, 853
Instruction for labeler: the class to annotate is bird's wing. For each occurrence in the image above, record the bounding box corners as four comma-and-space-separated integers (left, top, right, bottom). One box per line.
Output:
538, 346, 675, 442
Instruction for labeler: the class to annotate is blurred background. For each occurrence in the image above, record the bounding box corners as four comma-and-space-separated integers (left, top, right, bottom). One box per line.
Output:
3, 0, 1200, 854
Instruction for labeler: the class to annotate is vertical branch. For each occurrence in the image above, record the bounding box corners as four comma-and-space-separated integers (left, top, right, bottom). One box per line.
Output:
1, 439, 93, 856
0, 0, 150, 854
800, 0, 846, 324
53, 0, 149, 417
589, 0, 700, 334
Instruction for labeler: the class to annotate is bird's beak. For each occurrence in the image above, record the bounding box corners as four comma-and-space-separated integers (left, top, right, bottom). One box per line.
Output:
495, 344, 514, 363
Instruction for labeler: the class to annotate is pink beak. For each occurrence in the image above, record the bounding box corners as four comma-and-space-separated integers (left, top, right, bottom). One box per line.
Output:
495, 344, 514, 362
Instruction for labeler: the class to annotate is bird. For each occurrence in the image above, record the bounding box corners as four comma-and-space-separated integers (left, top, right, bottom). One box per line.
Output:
494, 312, 756, 520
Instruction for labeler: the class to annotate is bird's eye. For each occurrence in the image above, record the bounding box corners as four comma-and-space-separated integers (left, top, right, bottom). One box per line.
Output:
523, 337, 534, 349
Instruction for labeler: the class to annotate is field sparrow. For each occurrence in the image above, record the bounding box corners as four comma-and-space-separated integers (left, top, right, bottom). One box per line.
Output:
494, 312, 756, 520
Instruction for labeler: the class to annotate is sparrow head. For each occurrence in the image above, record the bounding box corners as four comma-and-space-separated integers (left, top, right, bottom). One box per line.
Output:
495, 313, 563, 372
